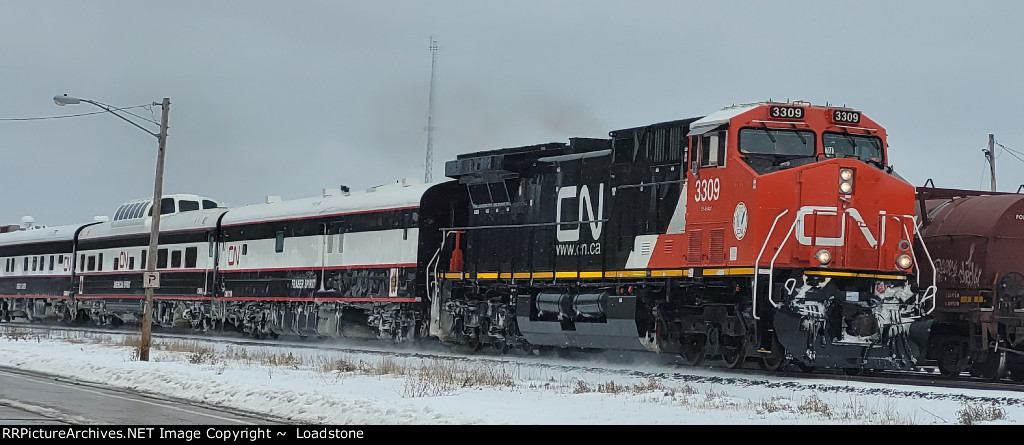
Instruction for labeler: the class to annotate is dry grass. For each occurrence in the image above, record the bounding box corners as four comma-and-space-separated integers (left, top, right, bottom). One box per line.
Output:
316, 355, 360, 373
753, 396, 789, 414
798, 393, 832, 417
957, 401, 1006, 425
748, 393, 916, 425
571, 377, 666, 395
402, 359, 516, 397
0, 328, 43, 341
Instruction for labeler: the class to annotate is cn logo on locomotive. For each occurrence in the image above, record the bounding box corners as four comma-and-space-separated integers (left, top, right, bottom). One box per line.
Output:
555, 183, 605, 242
794, 205, 880, 248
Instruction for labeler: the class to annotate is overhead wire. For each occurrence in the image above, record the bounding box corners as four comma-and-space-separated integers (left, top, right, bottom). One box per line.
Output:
979, 153, 988, 190
995, 140, 1022, 156
0, 104, 153, 122
89, 101, 161, 126
995, 140, 1024, 165
0, 109, 111, 121
994, 139, 1024, 191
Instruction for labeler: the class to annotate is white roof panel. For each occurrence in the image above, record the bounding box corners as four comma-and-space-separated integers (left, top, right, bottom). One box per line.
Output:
221, 180, 451, 226
687, 104, 760, 136
79, 208, 227, 240
0, 223, 92, 246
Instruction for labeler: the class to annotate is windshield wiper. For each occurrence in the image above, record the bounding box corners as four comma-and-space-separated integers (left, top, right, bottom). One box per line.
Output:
759, 123, 777, 143
840, 128, 858, 151
791, 124, 807, 145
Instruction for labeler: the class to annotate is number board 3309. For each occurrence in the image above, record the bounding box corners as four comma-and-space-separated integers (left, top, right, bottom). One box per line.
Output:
768, 105, 804, 120
831, 109, 861, 124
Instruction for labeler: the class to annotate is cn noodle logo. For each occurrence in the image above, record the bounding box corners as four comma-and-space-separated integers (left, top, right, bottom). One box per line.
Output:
794, 206, 879, 248
555, 184, 604, 242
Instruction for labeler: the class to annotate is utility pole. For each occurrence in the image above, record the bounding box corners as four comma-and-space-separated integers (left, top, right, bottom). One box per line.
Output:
140, 97, 170, 362
984, 133, 996, 192
53, 94, 169, 362
424, 37, 438, 184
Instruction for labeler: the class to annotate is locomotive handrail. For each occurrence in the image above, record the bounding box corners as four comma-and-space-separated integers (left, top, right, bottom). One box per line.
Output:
426, 230, 456, 303
898, 217, 926, 311
835, 124, 880, 133
442, 219, 608, 232
424, 230, 458, 339
752, 209, 789, 320
616, 179, 686, 190
920, 285, 937, 316
908, 216, 938, 315
766, 216, 803, 310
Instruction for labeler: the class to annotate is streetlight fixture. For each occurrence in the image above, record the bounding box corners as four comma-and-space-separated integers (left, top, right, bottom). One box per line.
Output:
54, 94, 170, 362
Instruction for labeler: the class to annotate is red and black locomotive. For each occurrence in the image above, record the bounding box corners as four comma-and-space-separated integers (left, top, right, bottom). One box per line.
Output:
433, 101, 934, 373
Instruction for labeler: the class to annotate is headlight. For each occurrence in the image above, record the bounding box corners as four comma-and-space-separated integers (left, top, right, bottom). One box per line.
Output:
816, 249, 832, 265
839, 168, 854, 194
896, 254, 913, 270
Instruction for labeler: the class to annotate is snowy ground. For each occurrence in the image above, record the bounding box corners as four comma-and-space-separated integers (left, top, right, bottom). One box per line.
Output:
0, 326, 1020, 425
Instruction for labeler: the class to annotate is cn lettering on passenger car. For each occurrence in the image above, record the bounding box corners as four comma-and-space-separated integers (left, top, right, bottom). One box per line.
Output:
227, 245, 240, 266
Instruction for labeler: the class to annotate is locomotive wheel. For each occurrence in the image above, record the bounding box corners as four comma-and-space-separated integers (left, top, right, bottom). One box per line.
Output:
1009, 367, 1024, 382
972, 351, 1007, 382
520, 342, 539, 355
680, 334, 707, 366
937, 341, 969, 378
759, 335, 789, 372
466, 328, 484, 352
719, 335, 746, 369
492, 340, 510, 354
761, 354, 789, 372
74, 309, 90, 325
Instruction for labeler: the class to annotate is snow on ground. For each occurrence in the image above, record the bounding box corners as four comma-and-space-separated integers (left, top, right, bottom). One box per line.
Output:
0, 326, 1020, 425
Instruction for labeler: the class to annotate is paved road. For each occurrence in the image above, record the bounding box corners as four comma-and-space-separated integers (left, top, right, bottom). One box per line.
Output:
0, 403, 60, 425
0, 367, 282, 425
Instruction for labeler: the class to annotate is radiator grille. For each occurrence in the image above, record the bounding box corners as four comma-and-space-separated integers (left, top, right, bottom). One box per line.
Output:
687, 230, 702, 263
709, 229, 725, 264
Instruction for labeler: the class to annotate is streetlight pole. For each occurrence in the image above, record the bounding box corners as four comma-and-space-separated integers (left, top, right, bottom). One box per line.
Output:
985, 133, 996, 192
141, 97, 170, 361
54, 94, 170, 362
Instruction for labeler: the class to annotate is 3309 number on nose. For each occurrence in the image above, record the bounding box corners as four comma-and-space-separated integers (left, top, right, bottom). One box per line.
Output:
832, 110, 861, 124
769, 106, 804, 119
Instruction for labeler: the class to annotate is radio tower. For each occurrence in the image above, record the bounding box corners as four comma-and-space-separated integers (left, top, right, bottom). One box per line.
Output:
424, 37, 439, 183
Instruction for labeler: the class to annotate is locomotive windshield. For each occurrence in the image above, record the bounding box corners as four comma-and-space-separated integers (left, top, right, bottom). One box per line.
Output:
738, 128, 816, 174
822, 132, 884, 167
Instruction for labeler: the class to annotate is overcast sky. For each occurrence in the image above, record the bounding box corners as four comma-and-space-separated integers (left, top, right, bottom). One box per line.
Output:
2, 1, 1022, 226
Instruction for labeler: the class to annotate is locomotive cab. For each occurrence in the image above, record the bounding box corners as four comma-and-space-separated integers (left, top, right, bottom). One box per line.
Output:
679, 103, 932, 371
